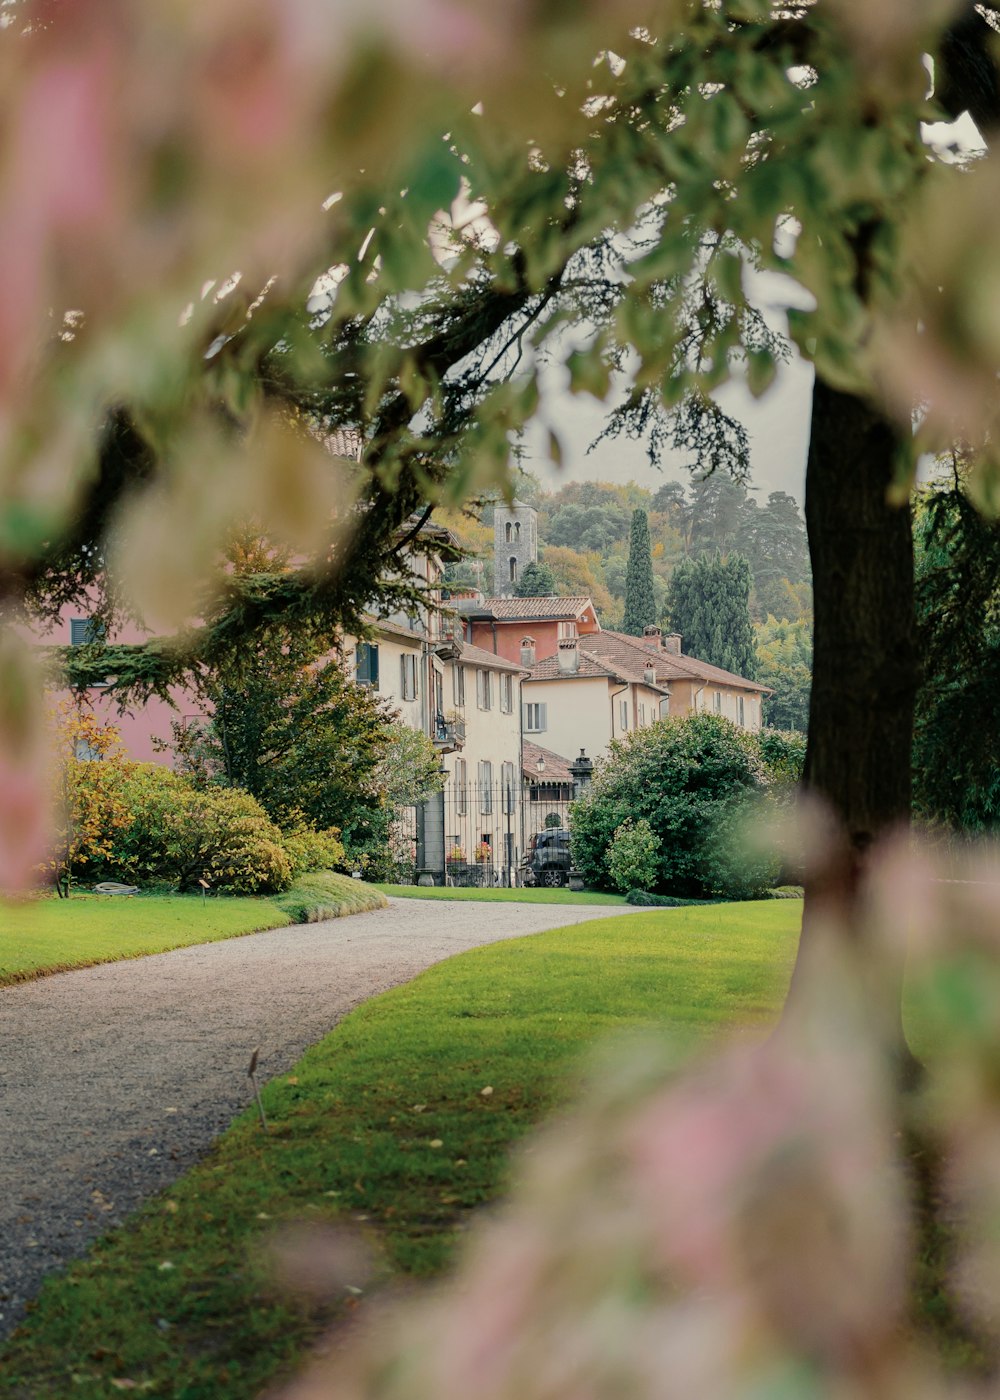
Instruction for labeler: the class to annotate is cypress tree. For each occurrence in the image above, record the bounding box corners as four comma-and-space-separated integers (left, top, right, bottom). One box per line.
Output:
666, 551, 758, 678
621, 509, 656, 636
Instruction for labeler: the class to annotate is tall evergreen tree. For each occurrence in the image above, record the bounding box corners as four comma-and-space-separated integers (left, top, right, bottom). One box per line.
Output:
514, 560, 557, 597
667, 552, 758, 680
621, 509, 656, 637
913, 471, 1000, 833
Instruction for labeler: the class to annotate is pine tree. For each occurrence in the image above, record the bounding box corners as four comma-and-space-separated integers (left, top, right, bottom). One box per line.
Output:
667, 552, 758, 679
621, 509, 656, 636
514, 560, 557, 597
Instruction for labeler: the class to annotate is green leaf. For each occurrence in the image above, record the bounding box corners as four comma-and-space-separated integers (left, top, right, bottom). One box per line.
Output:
746, 348, 777, 398
567, 345, 612, 399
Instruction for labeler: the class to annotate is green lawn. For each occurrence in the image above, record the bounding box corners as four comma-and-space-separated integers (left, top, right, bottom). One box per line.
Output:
1, 900, 801, 1400
376, 882, 628, 905
0, 873, 386, 985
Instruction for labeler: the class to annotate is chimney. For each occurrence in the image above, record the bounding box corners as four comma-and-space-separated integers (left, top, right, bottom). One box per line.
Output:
557, 637, 580, 674
642, 625, 662, 651
520, 635, 536, 668
663, 632, 682, 655
644, 664, 656, 687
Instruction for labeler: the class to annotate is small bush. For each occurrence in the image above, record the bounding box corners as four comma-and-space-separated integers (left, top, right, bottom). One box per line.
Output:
625, 890, 718, 907
272, 871, 386, 923
606, 819, 660, 893
758, 727, 807, 795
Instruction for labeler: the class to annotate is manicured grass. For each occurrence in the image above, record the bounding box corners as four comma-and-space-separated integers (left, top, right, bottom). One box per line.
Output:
0, 873, 386, 986
1, 901, 801, 1400
376, 882, 628, 905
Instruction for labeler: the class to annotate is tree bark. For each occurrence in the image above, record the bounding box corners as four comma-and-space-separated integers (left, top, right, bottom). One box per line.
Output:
803, 379, 917, 841
784, 377, 919, 1062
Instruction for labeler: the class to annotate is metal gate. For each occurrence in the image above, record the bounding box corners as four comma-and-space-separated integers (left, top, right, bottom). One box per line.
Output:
395, 781, 575, 887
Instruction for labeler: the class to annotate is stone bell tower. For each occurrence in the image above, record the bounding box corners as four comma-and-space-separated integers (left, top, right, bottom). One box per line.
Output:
493, 499, 538, 596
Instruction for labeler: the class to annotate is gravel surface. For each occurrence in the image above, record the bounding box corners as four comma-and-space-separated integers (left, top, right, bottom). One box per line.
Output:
0, 895, 632, 1337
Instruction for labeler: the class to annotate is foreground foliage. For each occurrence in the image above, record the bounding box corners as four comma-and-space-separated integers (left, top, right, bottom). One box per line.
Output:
0, 903, 800, 1399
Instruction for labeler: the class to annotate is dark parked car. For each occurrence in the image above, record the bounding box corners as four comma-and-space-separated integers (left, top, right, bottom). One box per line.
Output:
521, 828, 572, 887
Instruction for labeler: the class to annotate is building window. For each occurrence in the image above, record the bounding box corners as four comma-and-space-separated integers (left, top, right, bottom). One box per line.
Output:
70, 617, 105, 646
476, 669, 492, 710
356, 642, 380, 687
480, 761, 493, 813
639, 703, 646, 726
557, 621, 577, 640
400, 653, 418, 701
455, 758, 467, 815
453, 664, 466, 707
619, 699, 629, 731
523, 702, 547, 733
500, 672, 513, 713
514, 522, 521, 541
74, 738, 100, 761
505, 522, 513, 543
738, 695, 745, 726
509, 556, 517, 584
713, 691, 722, 714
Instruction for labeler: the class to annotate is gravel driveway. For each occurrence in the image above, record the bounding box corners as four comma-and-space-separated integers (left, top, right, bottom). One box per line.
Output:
0, 896, 632, 1337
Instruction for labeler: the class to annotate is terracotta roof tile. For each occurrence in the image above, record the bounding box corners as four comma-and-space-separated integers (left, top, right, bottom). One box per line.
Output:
481, 595, 597, 620
458, 641, 527, 674
526, 644, 668, 693
595, 631, 768, 693
526, 650, 623, 681
522, 740, 575, 784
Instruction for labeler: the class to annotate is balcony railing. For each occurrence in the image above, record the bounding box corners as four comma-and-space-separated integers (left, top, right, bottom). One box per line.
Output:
433, 712, 466, 752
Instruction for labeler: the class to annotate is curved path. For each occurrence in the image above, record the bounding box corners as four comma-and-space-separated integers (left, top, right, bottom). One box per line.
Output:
0, 896, 632, 1337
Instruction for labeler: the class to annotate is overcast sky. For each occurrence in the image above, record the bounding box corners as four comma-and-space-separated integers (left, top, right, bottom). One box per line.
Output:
518, 109, 981, 511
526, 350, 813, 505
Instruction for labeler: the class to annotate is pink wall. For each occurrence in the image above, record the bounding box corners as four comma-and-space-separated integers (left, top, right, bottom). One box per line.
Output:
38, 608, 207, 766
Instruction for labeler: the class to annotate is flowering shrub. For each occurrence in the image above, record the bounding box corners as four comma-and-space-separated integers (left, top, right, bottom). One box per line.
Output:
475, 841, 493, 864
446, 845, 467, 864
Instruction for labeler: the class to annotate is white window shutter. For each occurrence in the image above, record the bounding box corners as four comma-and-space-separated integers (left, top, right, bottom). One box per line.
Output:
539, 703, 547, 731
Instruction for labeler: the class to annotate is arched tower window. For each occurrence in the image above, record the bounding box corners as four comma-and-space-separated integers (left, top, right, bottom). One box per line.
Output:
509, 556, 517, 583
505, 522, 513, 543
514, 521, 521, 540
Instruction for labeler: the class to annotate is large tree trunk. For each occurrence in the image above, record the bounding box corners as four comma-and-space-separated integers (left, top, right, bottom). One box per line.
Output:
784, 377, 919, 1063
803, 379, 916, 838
